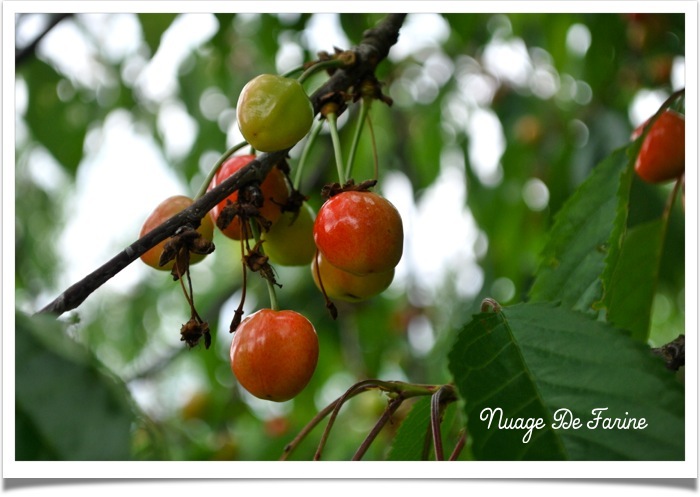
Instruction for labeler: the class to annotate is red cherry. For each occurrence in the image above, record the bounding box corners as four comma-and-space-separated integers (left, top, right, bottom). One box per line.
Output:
230, 309, 318, 402
632, 110, 685, 184
312, 252, 394, 302
313, 191, 403, 275
208, 154, 289, 240
139, 195, 214, 270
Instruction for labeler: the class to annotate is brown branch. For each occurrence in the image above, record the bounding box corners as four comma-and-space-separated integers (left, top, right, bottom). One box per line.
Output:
37, 13, 407, 317
37, 153, 285, 315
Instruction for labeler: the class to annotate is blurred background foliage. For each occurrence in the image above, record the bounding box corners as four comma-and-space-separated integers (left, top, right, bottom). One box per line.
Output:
14, 11, 685, 461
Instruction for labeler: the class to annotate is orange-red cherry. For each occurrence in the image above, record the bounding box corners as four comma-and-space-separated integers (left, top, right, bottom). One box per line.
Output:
632, 109, 685, 184
313, 190, 403, 275
208, 154, 289, 240
312, 252, 394, 302
230, 309, 318, 402
139, 195, 214, 271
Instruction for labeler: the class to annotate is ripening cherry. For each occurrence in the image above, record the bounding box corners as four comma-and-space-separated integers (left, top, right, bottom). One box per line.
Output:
313, 190, 404, 275
262, 202, 316, 266
139, 195, 214, 271
237, 74, 314, 153
312, 252, 394, 302
631, 109, 685, 184
208, 154, 289, 240
230, 309, 319, 402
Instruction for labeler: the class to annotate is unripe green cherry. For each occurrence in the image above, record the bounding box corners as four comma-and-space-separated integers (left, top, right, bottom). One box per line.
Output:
262, 203, 316, 266
237, 74, 314, 152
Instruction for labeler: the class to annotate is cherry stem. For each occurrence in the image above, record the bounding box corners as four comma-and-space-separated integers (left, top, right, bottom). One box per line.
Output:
313, 250, 337, 320
195, 140, 248, 200
249, 220, 280, 312
366, 111, 380, 182
231, 237, 248, 333
345, 97, 370, 181
326, 112, 346, 185
175, 263, 193, 311
297, 58, 346, 85
294, 119, 324, 190
280, 63, 306, 79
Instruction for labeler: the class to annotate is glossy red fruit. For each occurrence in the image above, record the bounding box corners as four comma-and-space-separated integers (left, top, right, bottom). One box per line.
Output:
230, 309, 318, 402
262, 203, 316, 266
632, 110, 685, 184
140, 195, 214, 270
312, 252, 394, 302
313, 191, 403, 275
237, 74, 314, 153
208, 154, 289, 240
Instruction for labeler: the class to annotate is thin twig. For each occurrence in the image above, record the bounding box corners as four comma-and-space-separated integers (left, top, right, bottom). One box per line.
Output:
314, 379, 384, 460
352, 397, 403, 461
430, 386, 447, 460
448, 429, 467, 461
280, 398, 342, 461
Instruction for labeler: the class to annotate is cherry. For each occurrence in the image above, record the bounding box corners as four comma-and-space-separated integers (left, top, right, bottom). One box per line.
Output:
139, 195, 214, 271
312, 252, 394, 302
208, 154, 289, 240
230, 309, 319, 402
237, 74, 314, 153
262, 202, 316, 266
631, 109, 685, 184
313, 190, 403, 275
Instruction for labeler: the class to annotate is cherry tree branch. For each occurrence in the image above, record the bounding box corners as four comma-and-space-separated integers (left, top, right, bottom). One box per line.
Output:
38, 13, 407, 316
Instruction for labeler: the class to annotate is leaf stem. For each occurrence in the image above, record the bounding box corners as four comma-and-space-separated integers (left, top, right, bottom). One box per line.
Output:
448, 429, 467, 461
430, 385, 451, 460
281, 379, 455, 460
351, 397, 403, 461
314, 379, 383, 460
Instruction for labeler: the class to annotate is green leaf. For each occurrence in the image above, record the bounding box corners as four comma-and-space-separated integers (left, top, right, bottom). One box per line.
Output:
386, 397, 431, 461
138, 14, 179, 56
22, 59, 88, 174
15, 311, 136, 460
604, 219, 665, 342
447, 302, 684, 460
529, 146, 634, 313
